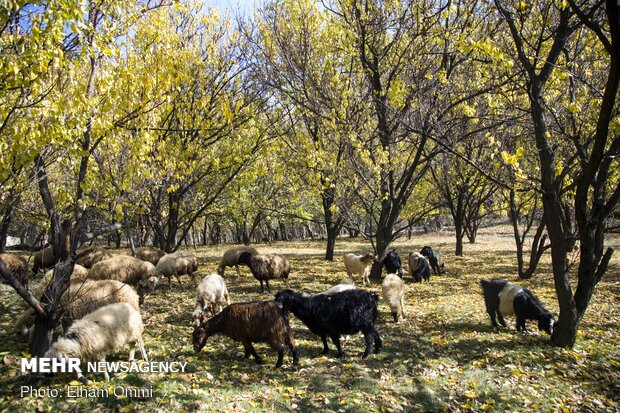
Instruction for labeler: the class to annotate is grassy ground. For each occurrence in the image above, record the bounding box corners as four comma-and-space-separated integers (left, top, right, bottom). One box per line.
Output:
0, 227, 619, 412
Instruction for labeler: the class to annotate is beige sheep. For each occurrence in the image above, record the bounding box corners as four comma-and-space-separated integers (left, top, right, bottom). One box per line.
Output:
217, 245, 258, 277
135, 246, 166, 265
192, 273, 230, 325
155, 252, 199, 289
75, 245, 113, 269
343, 252, 375, 286
381, 273, 406, 322
0, 252, 29, 288
88, 255, 157, 304
44, 302, 148, 383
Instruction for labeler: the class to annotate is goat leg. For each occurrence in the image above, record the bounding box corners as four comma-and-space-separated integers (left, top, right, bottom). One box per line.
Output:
330, 335, 345, 358
320, 335, 330, 355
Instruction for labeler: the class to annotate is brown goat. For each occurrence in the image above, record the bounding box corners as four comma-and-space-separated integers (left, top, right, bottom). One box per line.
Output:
0, 253, 29, 288
193, 300, 299, 368
238, 252, 290, 294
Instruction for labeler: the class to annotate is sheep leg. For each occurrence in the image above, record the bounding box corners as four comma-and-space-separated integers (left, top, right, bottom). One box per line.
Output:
101, 357, 110, 382
77, 371, 90, 385
265, 279, 271, 294
320, 335, 330, 355
138, 338, 149, 362
259, 280, 265, 293
167, 275, 173, 289
175, 273, 184, 289
330, 335, 345, 358
235, 265, 241, 278
129, 344, 136, 362
400, 294, 406, 319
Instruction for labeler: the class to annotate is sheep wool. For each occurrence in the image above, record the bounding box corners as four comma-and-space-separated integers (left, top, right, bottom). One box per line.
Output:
44, 302, 148, 383
381, 273, 406, 322
192, 274, 230, 325
217, 246, 258, 277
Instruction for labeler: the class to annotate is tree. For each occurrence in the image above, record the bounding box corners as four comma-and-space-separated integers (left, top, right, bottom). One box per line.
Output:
494, 0, 620, 347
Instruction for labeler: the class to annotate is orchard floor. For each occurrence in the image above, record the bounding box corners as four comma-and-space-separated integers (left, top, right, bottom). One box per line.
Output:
1, 227, 619, 412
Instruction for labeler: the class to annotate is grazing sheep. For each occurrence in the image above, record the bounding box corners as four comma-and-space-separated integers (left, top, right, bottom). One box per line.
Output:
45, 302, 148, 383
381, 274, 406, 322
275, 289, 382, 359
75, 245, 113, 269
192, 274, 230, 326
237, 252, 290, 294
42, 264, 89, 286
343, 253, 375, 286
408, 252, 431, 282
383, 249, 404, 276
135, 246, 166, 265
420, 246, 444, 275
193, 300, 299, 368
480, 279, 555, 334
31, 246, 56, 274
319, 277, 356, 296
0, 253, 29, 288
88, 255, 157, 304
14, 278, 140, 340
154, 252, 199, 289
217, 245, 258, 277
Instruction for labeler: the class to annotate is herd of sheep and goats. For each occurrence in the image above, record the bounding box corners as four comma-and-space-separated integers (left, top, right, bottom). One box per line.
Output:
0, 243, 555, 383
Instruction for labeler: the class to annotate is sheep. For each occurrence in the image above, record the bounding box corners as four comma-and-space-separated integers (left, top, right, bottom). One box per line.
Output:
42, 264, 89, 286
237, 252, 290, 294
75, 245, 113, 269
154, 252, 199, 289
192, 274, 230, 326
381, 273, 406, 322
408, 252, 431, 282
45, 302, 148, 384
480, 279, 555, 334
217, 245, 258, 277
275, 289, 382, 359
319, 277, 357, 296
87, 255, 158, 304
383, 249, 404, 276
31, 245, 56, 274
343, 252, 375, 286
14, 278, 140, 340
135, 246, 166, 266
0, 253, 29, 288
420, 246, 444, 275
193, 300, 299, 368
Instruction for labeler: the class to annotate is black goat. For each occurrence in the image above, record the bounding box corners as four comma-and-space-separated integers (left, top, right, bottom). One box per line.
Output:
274, 289, 382, 359
383, 249, 404, 276
420, 246, 444, 275
480, 279, 555, 334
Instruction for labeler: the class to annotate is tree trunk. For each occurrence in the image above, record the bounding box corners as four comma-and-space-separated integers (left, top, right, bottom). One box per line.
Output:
0, 204, 13, 253
370, 228, 391, 281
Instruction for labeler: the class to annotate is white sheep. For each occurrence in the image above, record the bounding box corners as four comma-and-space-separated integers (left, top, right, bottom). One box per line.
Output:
192, 274, 230, 326
87, 255, 158, 304
155, 252, 199, 289
44, 302, 148, 383
381, 273, 406, 322
343, 252, 375, 286
15, 278, 140, 340
319, 277, 357, 296
217, 245, 258, 277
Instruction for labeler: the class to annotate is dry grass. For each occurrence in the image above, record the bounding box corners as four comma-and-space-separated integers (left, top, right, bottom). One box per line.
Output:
0, 228, 619, 412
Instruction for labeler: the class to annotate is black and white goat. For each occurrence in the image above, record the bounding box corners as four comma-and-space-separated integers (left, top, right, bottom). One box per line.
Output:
480, 279, 555, 334
420, 246, 444, 275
